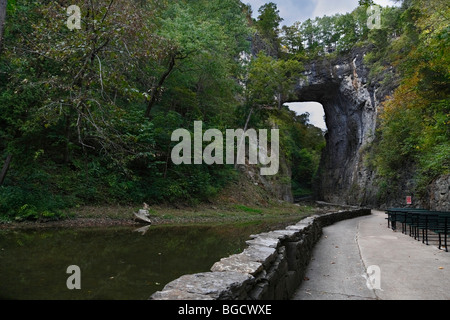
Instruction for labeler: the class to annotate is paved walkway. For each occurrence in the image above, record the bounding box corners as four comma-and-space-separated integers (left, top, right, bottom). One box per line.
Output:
293, 210, 450, 300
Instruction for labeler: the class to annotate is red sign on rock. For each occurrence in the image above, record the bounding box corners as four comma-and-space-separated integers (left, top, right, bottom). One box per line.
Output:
406, 196, 412, 205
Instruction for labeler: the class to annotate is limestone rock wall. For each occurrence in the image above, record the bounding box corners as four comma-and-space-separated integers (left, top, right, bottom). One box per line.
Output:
292, 47, 449, 211
292, 47, 394, 208
429, 175, 450, 211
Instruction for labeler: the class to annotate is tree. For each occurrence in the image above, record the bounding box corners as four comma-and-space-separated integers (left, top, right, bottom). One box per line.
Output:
358, 0, 374, 7
256, 2, 283, 37
281, 22, 304, 55
317, 16, 334, 50
335, 13, 358, 52
0, 154, 11, 186
373, 0, 450, 198
7, 1, 172, 164
246, 52, 303, 110
255, 2, 283, 57
0, 0, 255, 217
299, 18, 323, 56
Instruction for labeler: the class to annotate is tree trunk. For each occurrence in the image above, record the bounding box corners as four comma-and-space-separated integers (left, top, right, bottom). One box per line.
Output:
234, 107, 254, 169
145, 53, 177, 118
243, 107, 254, 133
0, 0, 7, 51
0, 154, 12, 186
63, 114, 71, 164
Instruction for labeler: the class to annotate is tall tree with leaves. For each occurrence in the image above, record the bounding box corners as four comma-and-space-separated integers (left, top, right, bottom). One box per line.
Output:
281, 22, 304, 56
246, 52, 303, 110
255, 2, 283, 57
359, 0, 374, 7
6, 1, 171, 164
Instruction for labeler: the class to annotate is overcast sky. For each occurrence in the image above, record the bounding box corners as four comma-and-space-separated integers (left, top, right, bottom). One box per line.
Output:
245, 0, 399, 26
244, 0, 398, 130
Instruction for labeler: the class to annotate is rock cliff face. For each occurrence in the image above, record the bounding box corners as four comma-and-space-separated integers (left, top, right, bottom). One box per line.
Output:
243, 44, 447, 210
292, 47, 391, 206
428, 175, 450, 211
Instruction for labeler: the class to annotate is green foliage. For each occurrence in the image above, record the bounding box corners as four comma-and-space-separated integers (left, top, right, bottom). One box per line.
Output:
243, 6, 324, 199
256, 2, 283, 37
279, 10, 365, 58
0, 0, 251, 219
246, 52, 303, 109
278, 3, 403, 60
0, 185, 67, 221
359, 0, 375, 6
373, 0, 450, 198
234, 205, 263, 214
3, 0, 444, 219
254, 2, 283, 56
270, 108, 325, 197
268, 0, 448, 203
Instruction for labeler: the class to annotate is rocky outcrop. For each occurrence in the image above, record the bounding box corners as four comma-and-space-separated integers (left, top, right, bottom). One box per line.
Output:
291, 47, 395, 207
241, 148, 294, 203
243, 45, 445, 210
428, 175, 450, 211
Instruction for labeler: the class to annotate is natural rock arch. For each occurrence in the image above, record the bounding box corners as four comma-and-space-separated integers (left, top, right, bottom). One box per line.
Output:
289, 47, 391, 206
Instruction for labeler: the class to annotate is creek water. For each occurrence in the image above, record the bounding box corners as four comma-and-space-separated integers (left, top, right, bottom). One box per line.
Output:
0, 221, 292, 300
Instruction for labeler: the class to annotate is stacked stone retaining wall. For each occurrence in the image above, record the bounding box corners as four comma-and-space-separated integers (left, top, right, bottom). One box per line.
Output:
150, 208, 371, 300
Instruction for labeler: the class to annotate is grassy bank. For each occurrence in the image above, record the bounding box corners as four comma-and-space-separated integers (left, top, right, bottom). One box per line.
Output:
0, 201, 345, 230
